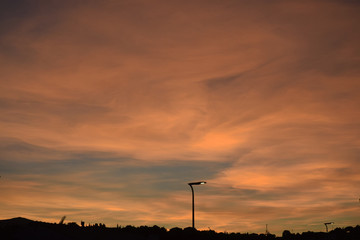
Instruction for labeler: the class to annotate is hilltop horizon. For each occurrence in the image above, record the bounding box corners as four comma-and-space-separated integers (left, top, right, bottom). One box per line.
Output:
1, 216, 357, 236
1, 216, 360, 240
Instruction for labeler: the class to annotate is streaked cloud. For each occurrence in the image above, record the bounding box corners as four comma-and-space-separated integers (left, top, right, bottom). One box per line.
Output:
1, 0, 359, 235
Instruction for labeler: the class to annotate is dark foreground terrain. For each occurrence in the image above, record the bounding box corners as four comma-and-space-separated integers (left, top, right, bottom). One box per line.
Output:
1, 217, 359, 240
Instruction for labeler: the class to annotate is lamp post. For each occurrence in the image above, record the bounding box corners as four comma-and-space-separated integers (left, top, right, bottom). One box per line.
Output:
188, 181, 206, 229
324, 222, 334, 232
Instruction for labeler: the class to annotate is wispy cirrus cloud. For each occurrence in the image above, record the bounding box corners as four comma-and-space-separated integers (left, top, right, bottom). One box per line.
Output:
0, 0, 360, 235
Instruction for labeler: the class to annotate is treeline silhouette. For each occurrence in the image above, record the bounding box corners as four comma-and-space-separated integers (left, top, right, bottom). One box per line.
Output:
1, 217, 359, 240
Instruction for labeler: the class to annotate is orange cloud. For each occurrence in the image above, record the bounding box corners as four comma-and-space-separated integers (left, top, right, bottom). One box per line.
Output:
1, 0, 360, 235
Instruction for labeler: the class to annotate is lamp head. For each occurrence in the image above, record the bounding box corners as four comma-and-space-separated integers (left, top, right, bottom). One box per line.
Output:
188, 181, 206, 186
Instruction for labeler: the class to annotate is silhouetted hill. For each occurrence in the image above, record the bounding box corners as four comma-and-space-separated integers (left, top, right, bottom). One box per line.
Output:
0, 217, 66, 240
0, 217, 34, 226
1, 217, 359, 240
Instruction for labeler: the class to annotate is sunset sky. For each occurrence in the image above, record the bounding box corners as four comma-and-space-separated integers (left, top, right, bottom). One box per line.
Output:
1, 0, 360, 235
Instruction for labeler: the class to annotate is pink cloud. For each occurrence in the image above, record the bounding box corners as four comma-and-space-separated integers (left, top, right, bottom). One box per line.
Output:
1, 0, 359, 235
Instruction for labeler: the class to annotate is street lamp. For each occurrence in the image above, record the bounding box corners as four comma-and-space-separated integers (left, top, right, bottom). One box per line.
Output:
324, 222, 334, 232
188, 181, 206, 229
